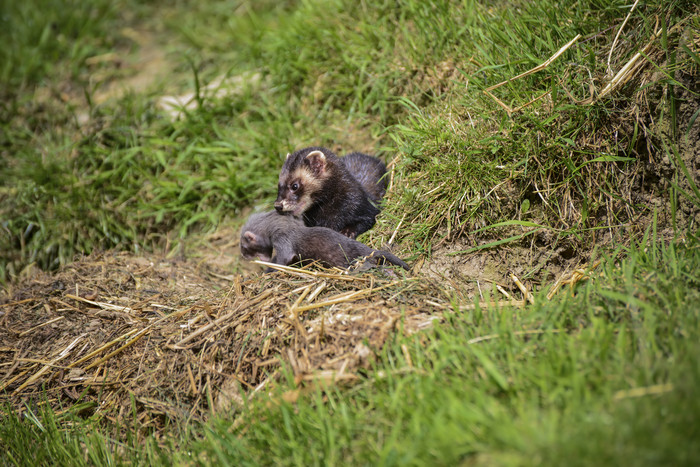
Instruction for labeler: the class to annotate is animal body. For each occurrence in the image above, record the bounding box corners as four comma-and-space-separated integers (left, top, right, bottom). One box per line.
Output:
274, 146, 386, 239
342, 151, 388, 202
240, 211, 409, 270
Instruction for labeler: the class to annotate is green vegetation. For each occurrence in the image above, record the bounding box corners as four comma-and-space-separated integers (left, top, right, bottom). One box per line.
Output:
3, 231, 699, 465
1, 0, 695, 276
194, 233, 700, 465
0, 402, 172, 466
1, 0, 698, 464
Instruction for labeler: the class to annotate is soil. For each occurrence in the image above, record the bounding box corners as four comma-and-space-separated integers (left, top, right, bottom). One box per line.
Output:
424, 237, 583, 300
89, 27, 172, 105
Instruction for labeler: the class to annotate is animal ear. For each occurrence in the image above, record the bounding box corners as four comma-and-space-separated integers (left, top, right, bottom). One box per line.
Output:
243, 231, 258, 244
305, 150, 327, 176
285, 153, 291, 160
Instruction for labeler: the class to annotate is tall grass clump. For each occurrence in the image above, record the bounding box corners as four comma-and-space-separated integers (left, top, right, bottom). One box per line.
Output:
0, 88, 295, 278
0, 0, 120, 95
382, 0, 698, 251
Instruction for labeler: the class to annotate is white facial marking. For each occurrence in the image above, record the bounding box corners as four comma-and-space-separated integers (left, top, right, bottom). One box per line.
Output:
306, 150, 325, 159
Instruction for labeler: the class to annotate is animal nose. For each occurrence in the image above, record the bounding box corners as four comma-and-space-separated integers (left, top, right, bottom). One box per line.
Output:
274, 201, 284, 213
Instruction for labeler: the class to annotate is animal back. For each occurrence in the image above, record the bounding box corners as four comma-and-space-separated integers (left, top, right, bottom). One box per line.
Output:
342, 152, 388, 202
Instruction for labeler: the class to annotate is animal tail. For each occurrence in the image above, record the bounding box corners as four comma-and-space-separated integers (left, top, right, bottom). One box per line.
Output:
375, 250, 410, 271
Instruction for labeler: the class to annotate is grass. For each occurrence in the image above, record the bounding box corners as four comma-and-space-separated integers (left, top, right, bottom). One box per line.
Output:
0, 401, 175, 466
3, 230, 698, 465
1, 0, 694, 278
379, 0, 695, 250
1, 0, 699, 464
186, 229, 699, 466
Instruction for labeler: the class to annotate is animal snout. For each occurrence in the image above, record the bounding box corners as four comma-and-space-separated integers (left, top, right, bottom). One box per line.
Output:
274, 201, 284, 213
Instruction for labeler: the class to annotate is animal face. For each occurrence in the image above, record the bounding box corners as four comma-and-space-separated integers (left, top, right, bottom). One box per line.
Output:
275, 151, 327, 216
275, 172, 311, 216
240, 231, 273, 262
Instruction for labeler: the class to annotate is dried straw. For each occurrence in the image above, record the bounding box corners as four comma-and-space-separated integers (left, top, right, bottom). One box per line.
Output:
0, 251, 444, 431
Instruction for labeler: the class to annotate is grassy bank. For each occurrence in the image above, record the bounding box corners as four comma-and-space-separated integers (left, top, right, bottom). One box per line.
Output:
1, 0, 698, 464
3, 0, 694, 279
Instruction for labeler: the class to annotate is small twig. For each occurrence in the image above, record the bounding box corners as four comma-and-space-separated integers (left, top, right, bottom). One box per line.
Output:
0, 298, 35, 309
496, 285, 512, 300
485, 34, 581, 90
613, 383, 673, 400
301, 370, 358, 383
547, 260, 601, 300
294, 280, 403, 314
546, 274, 567, 301
288, 285, 313, 319
174, 309, 255, 348
598, 18, 662, 102
84, 328, 150, 370
186, 363, 199, 395
388, 213, 406, 246
68, 329, 140, 368
291, 289, 373, 314
607, 0, 641, 77
510, 273, 534, 305
457, 299, 526, 311
18, 316, 64, 337
484, 34, 581, 115
307, 282, 327, 302
468, 329, 561, 344
14, 334, 86, 393
476, 280, 484, 301
254, 261, 368, 281
173, 290, 273, 348
208, 271, 238, 282
65, 293, 133, 313
0, 370, 31, 392
401, 344, 413, 368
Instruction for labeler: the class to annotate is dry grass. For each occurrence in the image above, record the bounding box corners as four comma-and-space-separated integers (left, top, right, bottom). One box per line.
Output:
0, 252, 444, 430
1, 245, 592, 434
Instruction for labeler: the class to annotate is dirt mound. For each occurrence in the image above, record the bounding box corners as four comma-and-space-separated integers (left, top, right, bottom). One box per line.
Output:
1, 252, 440, 429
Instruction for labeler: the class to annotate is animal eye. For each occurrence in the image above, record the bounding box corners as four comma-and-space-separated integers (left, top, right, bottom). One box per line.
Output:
291, 183, 299, 191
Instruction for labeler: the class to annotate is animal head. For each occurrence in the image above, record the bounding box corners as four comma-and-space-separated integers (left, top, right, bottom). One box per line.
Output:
275, 148, 330, 216
240, 230, 273, 262
240, 214, 274, 262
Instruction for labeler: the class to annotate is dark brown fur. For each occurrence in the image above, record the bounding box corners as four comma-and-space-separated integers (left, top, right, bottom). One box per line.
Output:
274, 147, 383, 239
240, 211, 409, 270
342, 152, 388, 202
